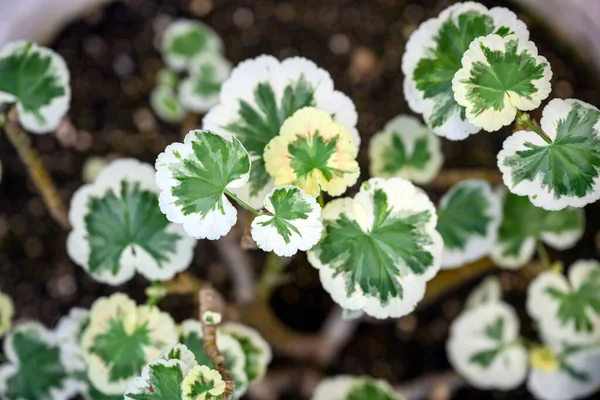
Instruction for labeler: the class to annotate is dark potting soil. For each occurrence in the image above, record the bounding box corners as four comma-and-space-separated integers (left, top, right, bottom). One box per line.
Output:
1, 0, 599, 399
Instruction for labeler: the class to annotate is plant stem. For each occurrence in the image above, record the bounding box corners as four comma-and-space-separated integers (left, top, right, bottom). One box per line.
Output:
4, 109, 71, 230
199, 285, 236, 400
224, 189, 261, 216
318, 192, 325, 208
258, 252, 285, 299
536, 240, 551, 269
516, 111, 552, 144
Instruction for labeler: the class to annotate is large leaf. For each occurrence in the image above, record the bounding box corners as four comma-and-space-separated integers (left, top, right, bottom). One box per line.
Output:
251, 186, 322, 257
368, 115, 443, 184
447, 302, 527, 390
402, 3, 528, 139
527, 260, 600, 345
0, 41, 70, 134
155, 130, 250, 240
307, 177, 442, 319
81, 294, 178, 395
203, 55, 359, 208
436, 180, 501, 269
499, 98, 600, 210
179, 53, 231, 113
0, 323, 78, 400
453, 34, 552, 132
491, 191, 584, 269
161, 19, 222, 72
67, 159, 196, 285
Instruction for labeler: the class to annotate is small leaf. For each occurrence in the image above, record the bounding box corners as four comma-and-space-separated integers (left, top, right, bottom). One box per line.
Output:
447, 302, 527, 390
181, 365, 225, 400
67, 159, 197, 285
491, 190, 584, 269
155, 130, 251, 240
465, 276, 502, 310
150, 85, 186, 123
219, 323, 272, 384
369, 115, 443, 184
179, 53, 231, 113
453, 34, 552, 132
436, 180, 501, 269
251, 186, 323, 257
402, 3, 528, 139
312, 376, 401, 400
498, 98, 600, 210
81, 294, 178, 395
55, 307, 89, 374
307, 177, 443, 319
0, 291, 14, 337
0, 41, 71, 134
264, 107, 360, 197
0, 322, 79, 400
161, 19, 222, 72
203, 55, 359, 208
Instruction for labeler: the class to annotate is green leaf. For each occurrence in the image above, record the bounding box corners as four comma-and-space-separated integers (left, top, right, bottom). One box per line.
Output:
0, 41, 70, 133
162, 20, 222, 71
155, 130, 250, 240
179, 54, 231, 113
346, 379, 399, 400
453, 34, 551, 132
0, 323, 72, 400
491, 191, 584, 269
179, 321, 213, 368
308, 178, 442, 319
467, 313, 505, 368
436, 180, 500, 268
499, 99, 600, 210
124, 360, 184, 400
469, 348, 501, 368
251, 186, 322, 257
402, 3, 527, 139
220, 323, 272, 384
150, 85, 185, 123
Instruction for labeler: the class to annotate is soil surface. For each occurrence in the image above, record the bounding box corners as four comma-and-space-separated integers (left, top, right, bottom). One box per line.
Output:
1, 0, 599, 399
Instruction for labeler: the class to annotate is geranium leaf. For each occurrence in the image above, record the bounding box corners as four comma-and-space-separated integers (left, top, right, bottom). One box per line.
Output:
312, 376, 401, 400
124, 360, 185, 400
251, 186, 322, 257
155, 130, 251, 240
150, 85, 186, 123
81, 294, 177, 395
346, 380, 399, 400
179, 53, 231, 113
436, 180, 501, 269
0, 291, 14, 337
453, 34, 552, 131
219, 323, 272, 384
161, 19, 222, 72
368, 115, 443, 184
0, 323, 78, 400
67, 159, 196, 285
307, 178, 442, 319
402, 3, 528, 139
447, 302, 527, 390
491, 190, 584, 269
465, 276, 502, 310
498, 99, 600, 210
0, 41, 70, 134
203, 55, 359, 208
181, 365, 225, 400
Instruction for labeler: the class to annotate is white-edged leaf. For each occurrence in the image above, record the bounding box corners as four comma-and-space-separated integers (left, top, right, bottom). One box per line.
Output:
150, 85, 186, 123
251, 185, 322, 257
307, 177, 443, 319
55, 307, 90, 374
67, 158, 197, 285
491, 189, 584, 269
453, 33, 552, 132
368, 115, 443, 184
181, 365, 226, 400
0, 322, 81, 400
465, 276, 502, 310
155, 129, 251, 240
436, 180, 501, 269
81, 293, 178, 395
527, 260, 600, 345
0, 41, 71, 134
446, 301, 527, 390
203, 55, 359, 208
161, 19, 222, 72
498, 98, 600, 210
264, 107, 360, 197
402, 3, 528, 139
312, 375, 402, 400
0, 291, 14, 337
82, 156, 108, 184
219, 322, 272, 384
124, 358, 187, 400
179, 52, 231, 113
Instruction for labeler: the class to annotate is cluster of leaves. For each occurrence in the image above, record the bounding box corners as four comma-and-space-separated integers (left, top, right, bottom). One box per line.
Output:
448, 261, 600, 400
151, 19, 231, 122
0, 292, 272, 400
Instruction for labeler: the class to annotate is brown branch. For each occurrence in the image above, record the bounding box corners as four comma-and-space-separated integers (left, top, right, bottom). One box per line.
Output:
215, 227, 256, 304
426, 169, 502, 190
395, 371, 466, 400
4, 109, 70, 230
247, 365, 323, 400
199, 285, 236, 399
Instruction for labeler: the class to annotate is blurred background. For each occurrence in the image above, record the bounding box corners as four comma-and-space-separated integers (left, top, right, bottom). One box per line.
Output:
1, 0, 599, 399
